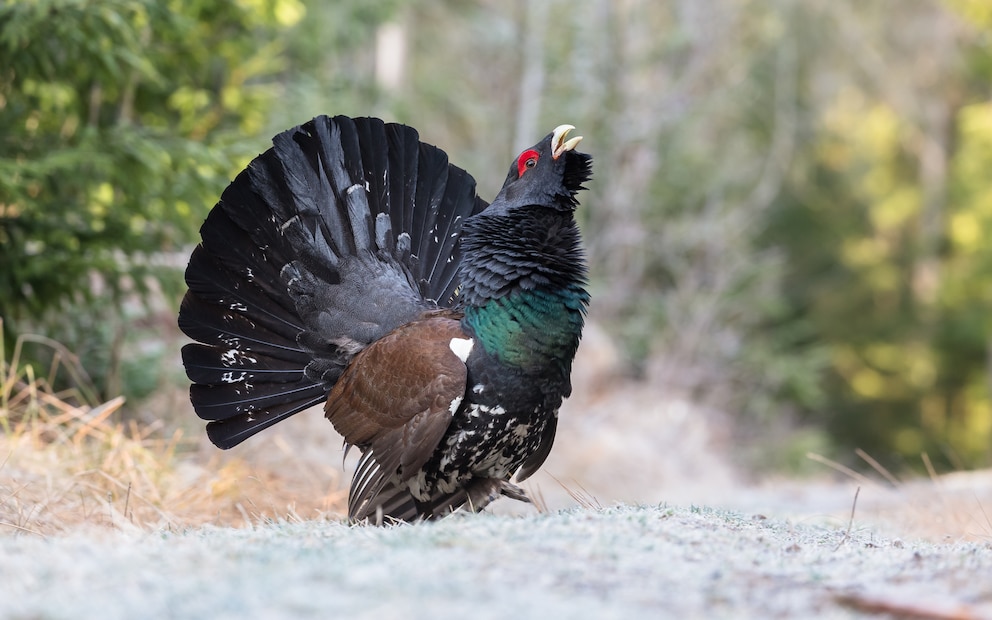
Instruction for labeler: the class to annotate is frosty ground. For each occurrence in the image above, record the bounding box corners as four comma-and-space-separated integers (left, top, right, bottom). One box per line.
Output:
2, 502, 991, 619
3, 328, 992, 618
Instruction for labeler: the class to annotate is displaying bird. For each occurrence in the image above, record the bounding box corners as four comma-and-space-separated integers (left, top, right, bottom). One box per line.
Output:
178, 115, 591, 523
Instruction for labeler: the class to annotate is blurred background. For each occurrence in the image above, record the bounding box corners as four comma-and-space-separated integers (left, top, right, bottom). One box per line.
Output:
2, 0, 992, 532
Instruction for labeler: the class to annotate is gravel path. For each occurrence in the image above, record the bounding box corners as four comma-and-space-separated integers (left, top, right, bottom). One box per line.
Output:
2, 504, 990, 619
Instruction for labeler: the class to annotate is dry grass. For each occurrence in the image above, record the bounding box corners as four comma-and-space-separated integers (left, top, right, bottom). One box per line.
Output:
3, 319, 991, 543
0, 324, 349, 536
801, 450, 992, 543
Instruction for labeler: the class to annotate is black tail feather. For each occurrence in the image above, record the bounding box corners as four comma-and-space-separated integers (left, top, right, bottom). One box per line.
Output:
181, 343, 307, 386
190, 379, 324, 421
204, 384, 328, 449
180, 115, 488, 448
355, 117, 391, 226
384, 123, 420, 254
178, 295, 302, 361
181, 255, 303, 345
429, 172, 488, 304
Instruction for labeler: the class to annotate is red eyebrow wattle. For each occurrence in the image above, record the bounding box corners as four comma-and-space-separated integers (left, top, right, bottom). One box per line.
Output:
516, 149, 540, 177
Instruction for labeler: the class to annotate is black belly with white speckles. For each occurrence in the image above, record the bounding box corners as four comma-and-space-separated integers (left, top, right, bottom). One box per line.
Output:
409, 400, 555, 500
400, 330, 572, 503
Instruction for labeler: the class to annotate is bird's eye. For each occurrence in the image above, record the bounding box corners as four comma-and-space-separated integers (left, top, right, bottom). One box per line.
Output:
516, 149, 540, 177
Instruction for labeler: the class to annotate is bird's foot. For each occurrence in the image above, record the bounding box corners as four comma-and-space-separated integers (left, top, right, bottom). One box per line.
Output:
465, 478, 531, 513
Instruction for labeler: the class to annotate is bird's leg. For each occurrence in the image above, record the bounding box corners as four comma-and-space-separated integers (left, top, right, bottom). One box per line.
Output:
464, 478, 532, 512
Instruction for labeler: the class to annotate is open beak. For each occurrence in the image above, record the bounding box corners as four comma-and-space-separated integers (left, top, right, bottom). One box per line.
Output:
552, 124, 583, 160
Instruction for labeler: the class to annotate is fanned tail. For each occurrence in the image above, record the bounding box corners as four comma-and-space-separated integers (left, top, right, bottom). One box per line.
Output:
179, 115, 487, 448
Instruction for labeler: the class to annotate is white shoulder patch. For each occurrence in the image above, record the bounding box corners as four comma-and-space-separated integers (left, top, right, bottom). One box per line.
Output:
448, 337, 474, 363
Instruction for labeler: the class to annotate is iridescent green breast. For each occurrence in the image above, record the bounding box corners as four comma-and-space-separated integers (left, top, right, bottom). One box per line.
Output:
463, 285, 588, 373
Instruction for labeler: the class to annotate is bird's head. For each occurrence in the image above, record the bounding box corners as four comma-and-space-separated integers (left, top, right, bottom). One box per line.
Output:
491, 124, 592, 213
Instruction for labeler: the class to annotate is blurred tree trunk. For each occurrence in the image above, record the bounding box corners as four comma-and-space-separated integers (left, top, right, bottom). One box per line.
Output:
512, 0, 548, 152
375, 18, 407, 93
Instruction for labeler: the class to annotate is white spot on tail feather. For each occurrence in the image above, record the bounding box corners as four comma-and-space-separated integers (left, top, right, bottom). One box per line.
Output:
449, 337, 474, 363
220, 349, 257, 367
279, 215, 299, 234
448, 395, 463, 415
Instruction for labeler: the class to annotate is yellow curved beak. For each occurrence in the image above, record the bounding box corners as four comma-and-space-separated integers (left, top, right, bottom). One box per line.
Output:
552, 124, 583, 159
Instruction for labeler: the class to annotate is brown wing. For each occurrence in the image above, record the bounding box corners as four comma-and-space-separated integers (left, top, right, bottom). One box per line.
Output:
325, 315, 469, 488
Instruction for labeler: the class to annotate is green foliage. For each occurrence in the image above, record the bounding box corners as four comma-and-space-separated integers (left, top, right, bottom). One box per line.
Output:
3, 0, 990, 472
261, 0, 401, 133
763, 2, 992, 469
0, 0, 306, 398
0, 0, 293, 319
